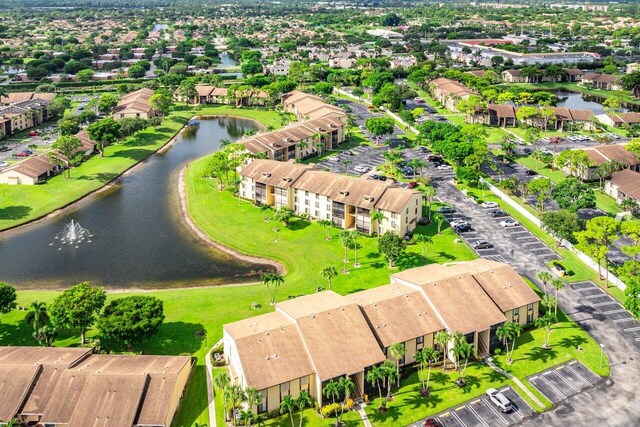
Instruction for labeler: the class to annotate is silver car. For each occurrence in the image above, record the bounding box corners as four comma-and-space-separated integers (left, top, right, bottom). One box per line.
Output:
486, 388, 513, 413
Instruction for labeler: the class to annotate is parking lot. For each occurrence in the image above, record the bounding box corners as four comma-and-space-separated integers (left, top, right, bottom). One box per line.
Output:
572, 281, 640, 348
410, 386, 535, 427
527, 360, 601, 405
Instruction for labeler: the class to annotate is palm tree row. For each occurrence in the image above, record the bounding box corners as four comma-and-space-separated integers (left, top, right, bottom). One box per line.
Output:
322, 376, 356, 424
214, 371, 263, 427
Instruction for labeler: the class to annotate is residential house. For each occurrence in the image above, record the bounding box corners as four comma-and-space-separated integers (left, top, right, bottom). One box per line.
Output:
627, 63, 640, 74
577, 145, 640, 180
581, 73, 623, 91
474, 104, 517, 127
113, 88, 157, 120
0, 152, 67, 185
281, 91, 346, 121
564, 68, 584, 82
0, 346, 193, 427
428, 78, 477, 112
223, 259, 540, 414
265, 60, 291, 76
174, 85, 230, 104
550, 107, 595, 131
604, 169, 640, 207
239, 116, 345, 161
502, 69, 525, 83
329, 57, 357, 69
0, 92, 55, 106
239, 159, 422, 236
390, 56, 417, 69
596, 112, 640, 128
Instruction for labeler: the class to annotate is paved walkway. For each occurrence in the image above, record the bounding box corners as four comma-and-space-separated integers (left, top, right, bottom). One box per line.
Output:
354, 401, 372, 427
206, 338, 224, 427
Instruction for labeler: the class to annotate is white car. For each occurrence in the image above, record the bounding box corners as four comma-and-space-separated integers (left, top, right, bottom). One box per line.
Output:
539, 148, 553, 155
327, 155, 340, 162
450, 219, 468, 227
481, 202, 498, 209
437, 164, 452, 170
500, 219, 519, 227
486, 388, 513, 413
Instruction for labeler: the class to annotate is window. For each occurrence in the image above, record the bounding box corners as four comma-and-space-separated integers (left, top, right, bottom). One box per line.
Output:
391, 221, 397, 229
527, 303, 534, 323
257, 391, 268, 413
280, 382, 290, 401
391, 213, 397, 219
513, 307, 520, 323
417, 336, 424, 344
305, 199, 309, 206
301, 376, 309, 391
315, 210, 320, 217
406, 208, 409, 214
315, 201, 320, 208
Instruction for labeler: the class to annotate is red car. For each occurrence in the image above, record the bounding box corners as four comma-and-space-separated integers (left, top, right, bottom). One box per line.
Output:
424, 419, 443, 427
408, 181, 418, 189
27, 131, 40, 137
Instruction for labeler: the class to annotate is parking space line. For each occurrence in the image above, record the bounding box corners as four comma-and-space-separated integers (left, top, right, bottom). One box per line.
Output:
565, 364, 593, 387
614, 318, 634, 323
604, 308, 627, 314
578, 288, 604, 294
540, 374, 567, 398
594, 301, 617, 307
636, 338, 640, 342
482, 398, 509, 425
451, 410, 468, 427
553, 370, 581, 393
585, 294, 608, 299
624, 326, 640, 332
467, 403, 490, 427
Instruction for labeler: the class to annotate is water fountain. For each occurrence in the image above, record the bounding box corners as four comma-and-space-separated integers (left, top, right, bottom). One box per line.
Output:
50, 220, 93, 249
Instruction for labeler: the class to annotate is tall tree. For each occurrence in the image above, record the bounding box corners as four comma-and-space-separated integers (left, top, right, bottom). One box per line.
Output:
320, 266, 337, 290
97, 295, 164, 350
550, 278, 565, 318
0, 282, 17, 315
536, 271, 553, 296
576, 217, 620, 287
378, 231, 406, 268
24, 301, 49, 330
621, 221, 640, 261
87, 118, 121, 157
435, 330, 452, 370
260, 273, 284, 305
389, 342, 406, 387
49, 282, 106, 345
541, 210, 582, 245
51, 135, 82, 178
339, 230, 352, 273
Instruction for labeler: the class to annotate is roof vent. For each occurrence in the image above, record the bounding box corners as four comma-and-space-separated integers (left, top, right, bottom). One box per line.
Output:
262, 172, 272, 178
339, 190, 349, 196
283, 177, 292, 182
364, 196, 374, 202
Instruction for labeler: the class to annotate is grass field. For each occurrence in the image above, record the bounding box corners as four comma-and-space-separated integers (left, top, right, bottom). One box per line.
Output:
0, 105, 281, 231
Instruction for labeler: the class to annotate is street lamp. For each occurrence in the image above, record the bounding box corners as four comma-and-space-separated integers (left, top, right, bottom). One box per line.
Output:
599, 343, 605, 368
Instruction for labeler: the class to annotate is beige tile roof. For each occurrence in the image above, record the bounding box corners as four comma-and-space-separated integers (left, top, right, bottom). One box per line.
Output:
4, 153, 63, 179
472, 265, 541, 312
114, 88, 156, 116
584, 145, 639, 166
375, 186, 421, 213
240, 159, 315, 188
0, 92, 55, 105
610, 169, 640, 201
225, 312, 315, 390
0, 365, 41, 422
347, 283, 444, 347
277, 291, 386, 381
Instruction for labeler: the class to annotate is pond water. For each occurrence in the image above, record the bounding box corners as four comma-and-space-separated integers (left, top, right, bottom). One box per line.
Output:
0, 118, 274, 290
555, 91, 607, 114
219, 52, 238, 67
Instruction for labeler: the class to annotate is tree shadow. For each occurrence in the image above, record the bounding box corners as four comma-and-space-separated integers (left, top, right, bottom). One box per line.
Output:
481, 369, 507, 383
458, 374, 481, 394
396, 252, 424, 270
0, 320, 37, 346
0, 205, 32, 220
559, 335, 588, 349
111, 148, 154, 161
524, 346, 558, 364
366, 251, 382, 259
141, 322, 206, 355
369, 404, 402, 423
435, 250, 456, 261
288, 219, 310, 231
75, 172, 119, 183
430, 371, 450, 386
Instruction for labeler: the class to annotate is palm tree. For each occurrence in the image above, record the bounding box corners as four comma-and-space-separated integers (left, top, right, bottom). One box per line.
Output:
434, 213, 445, 235
280, 395, 296, 427
260, 204, 272, 222
350, 229, 360, 267
320, 266, 337, 290
322, 379, 340, 405
541, 294, 557, 314
380, 359, 398, 398
408, 158, 426, 179
25, 301, 49, 330
535, 313, 556, 349
339, 230, 351, 273
536, 271, 553, 296
214, 371, 230, 422
296, 391, 313, 427
621, 198, 638, 214
33, 325, 57, 347
414, 347, 439, 394
337, 376, 355, 421
414, 234, 432, 257
240, 409, 255, 427
550, 278, 565, 318
453, 339, 475, 386
366, 366, 384, 400
318, 219, 332, 240
497, 322, 523, 364
389, 342, 406, 387
260, 273, 284, 305
370, 211, 385, 237
422, 186, 436, 220
344, 159, 351, 175
297, 140, 308, 157
435, 331, 452, 370
245, 386, 261, 414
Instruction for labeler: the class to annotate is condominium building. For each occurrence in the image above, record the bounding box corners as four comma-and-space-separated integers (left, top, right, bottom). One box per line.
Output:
428, 78, 477, 112
281, 91, 346, 121
0, 347, 193, 427
239, 159, 423, 236
113, 88, 158, 120
239, 117, 346, 161
223, 259, 540, 413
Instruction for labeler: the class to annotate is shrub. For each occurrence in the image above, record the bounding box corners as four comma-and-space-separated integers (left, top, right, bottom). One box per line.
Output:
320, 403, 341, 418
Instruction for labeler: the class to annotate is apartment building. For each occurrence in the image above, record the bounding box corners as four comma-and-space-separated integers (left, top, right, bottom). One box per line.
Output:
428, 78, 477, 112
0, 97, 52, 138
239, 159, 423, 236
605, 169, 640, 208
0, 347, 193, 427
240, 117, 346, 161
223, 259, 540, 413
281, 91, 346, 121
564, 145, 640, 181
113, 88, 158, 120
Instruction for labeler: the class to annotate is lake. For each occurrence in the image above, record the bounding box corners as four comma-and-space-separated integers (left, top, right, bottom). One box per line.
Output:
0, 117, 274, 289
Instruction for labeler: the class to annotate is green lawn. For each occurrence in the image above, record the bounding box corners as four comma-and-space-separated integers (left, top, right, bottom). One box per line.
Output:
0, 105, 281, 231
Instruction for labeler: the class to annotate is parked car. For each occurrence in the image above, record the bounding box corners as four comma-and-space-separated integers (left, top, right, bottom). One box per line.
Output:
540, 148, 553, 155
481, 201, 498, 208
552, 262, 568, 276
0, 161, 8, 169
0, 146, 9, 152
370, 174, 379, 180
454, 223, 471, 233
27, 131, 40, 137
525, 170, 538, 176
15, 151, 31, 157
424, 419, 443, 427
407, 181, 418, 189
417, 146, 429, 153
500, 219, 519, 228
523, 148, 532, 155
437, 164, 452, 170
489, 210, 507, 218
437, 206, 455, 214
450, 219, 468, 227
378, 175, 387, 181
486, 388, 513, 413
327, 155, 340, 162
343, 150, 354, 156
471, 240, 493, 249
